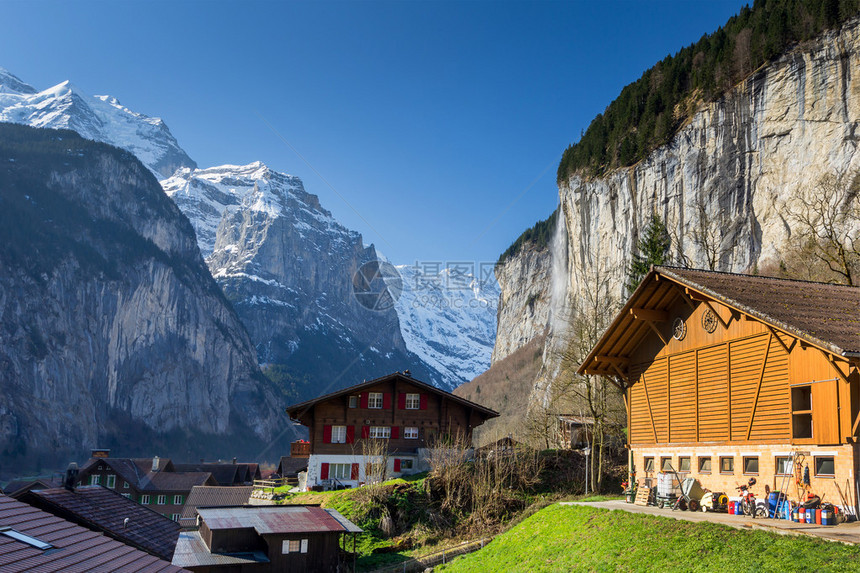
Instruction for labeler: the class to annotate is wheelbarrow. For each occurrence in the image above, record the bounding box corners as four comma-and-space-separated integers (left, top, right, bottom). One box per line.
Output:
674, 477, 705, 511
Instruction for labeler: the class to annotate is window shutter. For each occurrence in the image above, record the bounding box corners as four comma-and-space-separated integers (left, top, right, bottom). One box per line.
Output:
394, 459, 401, 472
420, 394, 428, 410
346, 425, 355, 444
320, 463, 329, 480
383, 393, 392, 409
361, 425, 370, 439
351, 463, 359, 480
398, 393, 406, 409
300, 539, 308, 553
390, 426, 399, 439
360, 393, 368, 409
323, 425, 332, 443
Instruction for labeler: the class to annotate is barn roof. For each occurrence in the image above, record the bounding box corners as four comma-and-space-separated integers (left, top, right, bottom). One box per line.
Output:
178, 486, 253, 528
579, 267, 860, 376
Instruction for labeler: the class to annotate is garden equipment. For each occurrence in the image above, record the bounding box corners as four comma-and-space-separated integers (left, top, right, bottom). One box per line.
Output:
700, 491, 729, 513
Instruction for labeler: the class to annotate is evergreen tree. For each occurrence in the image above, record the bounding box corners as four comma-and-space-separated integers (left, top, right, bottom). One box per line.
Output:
626, 214, 671, 294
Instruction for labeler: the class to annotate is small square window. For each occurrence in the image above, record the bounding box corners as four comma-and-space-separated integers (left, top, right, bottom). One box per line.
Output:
282, 539, 301, 554
743, 457, 759, 475
405, 393, 420, 409
123, 481, 129, 489
157, 495, 166, 505
90, 475, 101, 486
348, 395, 358, 408
698, 457, 712, 473
815, 457, 835, 477
331, 425, 347, 444
401, 459, 414, 470
368, 392, 383, 409
643, 457, 655, 472
140, 495, 151, 504
660, 457, 673, 472
173, 495, 183, 505
775, 457, 793, 476
106, 475, 116, 488
171, 514, 180, 521
404, 427, 419, 439
720, 457, 734, 474
678, 457, 691, 472
369, 426, 390, 439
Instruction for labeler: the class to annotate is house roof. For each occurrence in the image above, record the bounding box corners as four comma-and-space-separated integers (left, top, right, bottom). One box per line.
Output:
78, 458, 215, 492
579, 266, 860, 375
196, 505, 362, 535
172, 531, 269, 568
22, 486, 181, 561
285, 371, 499, 419
276, 457, 308, 477
2, 478, 61, 498
172, 464, 240, 486
178, 486, 253, 527
0, 493, 186, 572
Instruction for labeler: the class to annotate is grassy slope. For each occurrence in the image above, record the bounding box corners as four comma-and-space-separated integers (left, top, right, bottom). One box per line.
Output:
438, 504, 860, 572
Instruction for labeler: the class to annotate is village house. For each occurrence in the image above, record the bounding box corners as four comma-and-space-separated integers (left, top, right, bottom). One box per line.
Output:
76, 454, 217, 520
578, 267, 860, 510
171, 505, 361, 572
285, 371, 498, 489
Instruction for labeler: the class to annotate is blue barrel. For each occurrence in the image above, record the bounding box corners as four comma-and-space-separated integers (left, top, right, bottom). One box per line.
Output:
806, 508, 815, 523
767, 492, 784, 518
822, 509, 834, 526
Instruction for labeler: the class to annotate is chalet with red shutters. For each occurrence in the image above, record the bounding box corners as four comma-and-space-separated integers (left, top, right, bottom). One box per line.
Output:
285, 371, 498, 489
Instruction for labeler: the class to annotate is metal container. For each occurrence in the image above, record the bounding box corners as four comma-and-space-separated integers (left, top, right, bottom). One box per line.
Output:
657, 473, 678, 498
822, 509, 834, 525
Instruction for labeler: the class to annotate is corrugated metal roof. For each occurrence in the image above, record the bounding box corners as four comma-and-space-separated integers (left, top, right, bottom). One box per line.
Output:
0, 494, 187, 572
172, 531, 269, 568
196, 505, 361, 534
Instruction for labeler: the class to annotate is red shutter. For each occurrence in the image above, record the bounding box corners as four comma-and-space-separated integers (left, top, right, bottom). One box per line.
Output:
383, 393, 392, 409
390, 426, 399, 439
323, 425, 332, 444
351, 463, 359, 480
394, 459, 401, 472
420, 394, 428, 410
361, 425, 370, 439
346, 425, 355, 444
398, 393, 406, 409
320, 463, 329, 480
360, 393, 368, 409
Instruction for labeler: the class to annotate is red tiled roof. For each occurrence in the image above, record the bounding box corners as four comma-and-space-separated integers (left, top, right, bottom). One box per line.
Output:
24, 486, 181, 561
0, 494, 187, 572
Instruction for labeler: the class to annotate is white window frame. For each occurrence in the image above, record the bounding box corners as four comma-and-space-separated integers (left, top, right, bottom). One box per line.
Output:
121, 493, 131, 499
348, 395, 358, 408
171, 514, 180, 521
369, 426, 390, 439
106, 474, 116, 488
368, 392, 383, 409
140, 495, 151, 504
123, 481, 129, 489
405, 393, 420, 409
330, 463, 352, 480
89, 475, 101, 486
331, 425, 347, 444
173, 495, 183, 505
404, 427, 419, 439
157, 495, 166, 505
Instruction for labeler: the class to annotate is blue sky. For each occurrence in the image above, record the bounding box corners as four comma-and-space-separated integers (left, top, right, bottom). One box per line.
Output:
2, 0, 747, 267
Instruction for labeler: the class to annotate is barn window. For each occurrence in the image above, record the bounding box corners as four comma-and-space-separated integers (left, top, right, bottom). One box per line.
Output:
698, 457, 711, 473
815, 457, 835, 477
720, 457, 734, 474
775, 457, 793, 476
660, 457, 673, 472
791, 385, 813, 439
643, 457, 654, 472
743, 457, 759, 475
678, 457, 691, 472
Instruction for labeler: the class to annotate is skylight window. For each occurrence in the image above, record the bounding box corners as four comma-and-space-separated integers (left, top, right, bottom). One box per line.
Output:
0, 526, 54, 550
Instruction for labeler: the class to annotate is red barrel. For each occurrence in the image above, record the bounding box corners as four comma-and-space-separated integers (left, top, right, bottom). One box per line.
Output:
728, 501, 735, 515
816, 509, 823, 525
798, 508, 805, 522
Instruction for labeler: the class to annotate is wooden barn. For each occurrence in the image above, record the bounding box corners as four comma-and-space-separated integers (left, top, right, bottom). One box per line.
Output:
578, 267, 860, 509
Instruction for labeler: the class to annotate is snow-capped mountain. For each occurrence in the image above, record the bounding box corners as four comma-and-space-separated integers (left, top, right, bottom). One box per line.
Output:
0, 68, 195, 177
394, 264, 499, 386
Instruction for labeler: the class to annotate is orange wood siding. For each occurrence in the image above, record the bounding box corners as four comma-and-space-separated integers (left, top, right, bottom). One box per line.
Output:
729, 335, 770, 441
669, 353, 696, 442
697, 345, 729, 441
748, 334, 790, 441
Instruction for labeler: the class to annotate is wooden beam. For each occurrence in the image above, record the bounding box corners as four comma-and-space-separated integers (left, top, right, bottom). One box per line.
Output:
645, 320, 669, 345
671, 282, 696, 311
765, 325, 795, 355
824, 351, 851, 384
685, 288, 709, 302
596, 355, 629, 367
701, 299, 729, 329
610, 363, 628, 380
746, 332, 773, 440
852, 407, 860, 437
630, 308, 668, 322
640, 372, 659, 444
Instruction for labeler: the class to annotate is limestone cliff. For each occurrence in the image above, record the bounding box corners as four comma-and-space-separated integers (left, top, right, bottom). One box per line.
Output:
494, 20, 860, 394
0, 125, 289, 474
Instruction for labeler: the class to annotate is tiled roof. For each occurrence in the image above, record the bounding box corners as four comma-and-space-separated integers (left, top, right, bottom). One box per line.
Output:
277, 457, 308, 477
178, 486, 253, 527
172, 531, 268, 568
658, 267, 860, 355
172, 465, 240, 486
79, 458, 215, 492
0, 493, 187, 572
23, 486, 181, 561
2, 478, 61, 498
196, 505, 362, 534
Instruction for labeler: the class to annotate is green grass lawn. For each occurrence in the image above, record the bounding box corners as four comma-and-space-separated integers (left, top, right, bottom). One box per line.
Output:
437, 504, 860, 572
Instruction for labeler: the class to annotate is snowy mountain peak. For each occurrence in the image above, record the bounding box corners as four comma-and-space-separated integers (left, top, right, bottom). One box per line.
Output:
0, 68, 195, 178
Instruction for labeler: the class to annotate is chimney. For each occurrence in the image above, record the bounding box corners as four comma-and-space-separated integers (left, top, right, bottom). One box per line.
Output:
152, 456, 160, 472
232, 457, 237, 465
63, 462, 79, 491
123, 517, 129, 530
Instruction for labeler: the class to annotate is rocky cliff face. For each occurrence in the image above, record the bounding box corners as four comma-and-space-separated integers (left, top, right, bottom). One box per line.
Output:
163, 163, 445, 399
0, 125, 288, 473
494, 20, 860, 384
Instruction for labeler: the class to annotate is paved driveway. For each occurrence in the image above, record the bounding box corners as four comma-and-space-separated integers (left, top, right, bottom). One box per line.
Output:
561, 500, 860, 545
